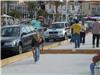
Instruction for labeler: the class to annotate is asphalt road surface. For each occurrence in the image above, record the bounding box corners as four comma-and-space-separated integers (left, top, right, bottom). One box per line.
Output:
1, 40, 62, 59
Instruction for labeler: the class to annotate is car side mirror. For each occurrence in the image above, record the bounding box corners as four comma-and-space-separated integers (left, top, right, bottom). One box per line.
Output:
44, 27, 47, 31
21, 32, 27, 37
65, 23, 68, 27
65, 27, 69, 30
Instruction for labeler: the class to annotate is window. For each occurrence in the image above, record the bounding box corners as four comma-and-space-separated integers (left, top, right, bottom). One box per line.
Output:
1, 27, 20, 37
88, 3, 90, 9
17, 6, 21, 9
97, 7, 100, 11
49, 4, 51, 9
25, 25, 32, 33
92, 8, 96, 12
72, 5, 74, 10
28, 25, 34, 31
21, 26, 28, 34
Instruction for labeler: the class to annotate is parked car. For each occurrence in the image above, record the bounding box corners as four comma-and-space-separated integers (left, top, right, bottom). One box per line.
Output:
44, 22, 71, 42
84, 21, 94, 32
1, 24, 36, 54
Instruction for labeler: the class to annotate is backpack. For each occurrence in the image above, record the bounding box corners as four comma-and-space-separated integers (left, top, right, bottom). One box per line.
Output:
34, 33, 43, 44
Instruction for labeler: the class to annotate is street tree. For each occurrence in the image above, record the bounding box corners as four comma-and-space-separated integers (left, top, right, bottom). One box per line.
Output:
26, 1, 39, 18
50, 1, 64, 21
37, 9, 48, 18
8, 9, 21, 18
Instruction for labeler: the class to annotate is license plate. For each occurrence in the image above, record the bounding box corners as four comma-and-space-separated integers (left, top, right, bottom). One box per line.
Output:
50, 34, 57, 38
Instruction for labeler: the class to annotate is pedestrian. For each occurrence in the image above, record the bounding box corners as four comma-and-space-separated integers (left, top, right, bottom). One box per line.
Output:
31, 16, 44, 50
91, 19, 100, 48
70, 21, 75, 43
71, 19, 82, 48
80, 21, 86, 44
31, 33, 43, 63
31, 16, 42, 30
90, 50, 100, 75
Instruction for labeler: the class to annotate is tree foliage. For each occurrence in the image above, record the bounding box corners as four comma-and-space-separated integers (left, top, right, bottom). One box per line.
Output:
8, 9, 21, 18
37, 9, 48, 18
50, 1, 64, 21
26, 1, 38, 18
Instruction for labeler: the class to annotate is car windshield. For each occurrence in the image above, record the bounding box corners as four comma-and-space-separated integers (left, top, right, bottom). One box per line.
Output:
84, 21, 94, 28
49, 23, 64, 28
1, 27, 20, 37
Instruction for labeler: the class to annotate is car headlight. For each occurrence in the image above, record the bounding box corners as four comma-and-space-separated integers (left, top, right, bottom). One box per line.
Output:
44, 32, 49, 35
4, 41, 17, 46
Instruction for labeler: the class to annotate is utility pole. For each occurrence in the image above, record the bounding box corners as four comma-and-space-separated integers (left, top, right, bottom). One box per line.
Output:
65, 0, 69, 22
60, 0, 68, 22
74, 0, 78, 19
60, 0, 63, 21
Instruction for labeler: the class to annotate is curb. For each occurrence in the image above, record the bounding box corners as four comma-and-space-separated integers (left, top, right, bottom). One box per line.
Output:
1, 39, 98, 67
0, 51, 32, 67
41, 50, 98, 54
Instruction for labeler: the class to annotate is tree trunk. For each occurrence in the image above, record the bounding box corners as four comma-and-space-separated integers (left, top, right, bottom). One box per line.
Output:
55, 6, 58, 21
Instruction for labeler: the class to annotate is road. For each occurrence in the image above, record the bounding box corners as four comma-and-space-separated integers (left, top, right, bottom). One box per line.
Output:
1, 40, 63, 59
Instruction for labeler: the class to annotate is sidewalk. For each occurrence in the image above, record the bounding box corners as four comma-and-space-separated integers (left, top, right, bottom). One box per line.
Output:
2, 54, 95, 75
50, 33, 100, 50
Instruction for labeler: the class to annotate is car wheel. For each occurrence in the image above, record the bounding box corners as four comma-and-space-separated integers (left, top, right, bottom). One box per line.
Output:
18, 44, 23, 54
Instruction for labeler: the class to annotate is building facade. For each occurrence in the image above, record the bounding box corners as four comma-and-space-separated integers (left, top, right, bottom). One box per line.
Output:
1, 1, 100, 20
1, 1, 29, 18
45, 1, 80, 21
81, 1, 100, 16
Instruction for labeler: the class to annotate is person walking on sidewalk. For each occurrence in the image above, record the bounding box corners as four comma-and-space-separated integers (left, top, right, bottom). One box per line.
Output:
31, 17, 42, 30
71, 19, 82, 48
70, 21, 75, 43
92, 19, 100, 48
80, 21, 86, 44
90, 51, 100, 75
31, 33, 43, 63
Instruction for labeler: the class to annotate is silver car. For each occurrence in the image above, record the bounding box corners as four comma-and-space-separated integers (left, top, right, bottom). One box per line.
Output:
44, 22, 71, 42
1, 24, 36, 54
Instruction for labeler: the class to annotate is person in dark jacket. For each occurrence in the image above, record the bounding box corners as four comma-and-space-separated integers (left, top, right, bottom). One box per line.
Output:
70, 21, 75, 43
92, 19, 100, 48
80, 21, 86, 44
90, 51, 100, 75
